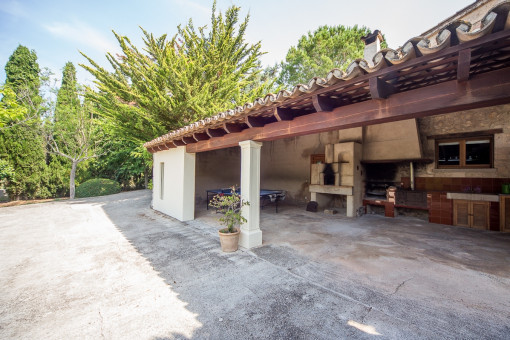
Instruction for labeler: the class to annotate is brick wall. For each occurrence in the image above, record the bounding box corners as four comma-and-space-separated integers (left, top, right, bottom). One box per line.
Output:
403, 176, 507, 229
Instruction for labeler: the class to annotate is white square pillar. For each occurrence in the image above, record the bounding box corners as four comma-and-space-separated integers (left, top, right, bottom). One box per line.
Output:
152, 146, 195, 221
238, 140, 262, 249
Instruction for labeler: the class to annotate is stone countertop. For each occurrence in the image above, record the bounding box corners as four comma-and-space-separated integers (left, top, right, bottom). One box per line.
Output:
446, 192, 500, 202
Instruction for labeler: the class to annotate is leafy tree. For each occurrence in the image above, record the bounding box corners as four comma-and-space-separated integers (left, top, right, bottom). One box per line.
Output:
0, 45, 50, 200
0, 159, 14, 182
80, 1, 275, 145
47, 62, 101, 199
0, 85, 27, 127
90, 138, 151, 190
278, 25, 386, 87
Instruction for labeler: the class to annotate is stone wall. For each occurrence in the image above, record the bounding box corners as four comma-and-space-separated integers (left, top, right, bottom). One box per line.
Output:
416, 104, 510, 178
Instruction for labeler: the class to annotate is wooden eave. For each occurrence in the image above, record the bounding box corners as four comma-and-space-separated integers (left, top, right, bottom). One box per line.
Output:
146, 25, 510, 153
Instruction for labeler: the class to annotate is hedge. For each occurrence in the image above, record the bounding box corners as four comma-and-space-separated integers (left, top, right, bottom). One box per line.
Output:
75, 178, 121, 198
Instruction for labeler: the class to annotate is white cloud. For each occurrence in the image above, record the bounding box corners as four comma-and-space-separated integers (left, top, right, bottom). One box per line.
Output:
0, 0, 28, 19
43, 21, 118, 54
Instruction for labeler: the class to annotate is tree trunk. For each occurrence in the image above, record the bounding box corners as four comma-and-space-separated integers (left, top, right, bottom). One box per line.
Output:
144, 167, 149, 189
70, 160, 78, 199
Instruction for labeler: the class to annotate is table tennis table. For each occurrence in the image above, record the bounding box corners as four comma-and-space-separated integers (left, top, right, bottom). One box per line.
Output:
206, 188, 286, 213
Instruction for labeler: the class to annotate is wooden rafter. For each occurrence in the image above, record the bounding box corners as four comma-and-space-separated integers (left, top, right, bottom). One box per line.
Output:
182, 136, 196, 144
369, 77, 395, 99
273, 107, 295, 121
312, 94, 335, 112
223, 122, 244, 133
245, 116, 266, 128
457, 48, 472, 82
193, 132, 210, 141
206, 127, 227, 138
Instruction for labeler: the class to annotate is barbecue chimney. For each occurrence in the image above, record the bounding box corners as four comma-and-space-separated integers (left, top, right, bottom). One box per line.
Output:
361, 30, 384, 67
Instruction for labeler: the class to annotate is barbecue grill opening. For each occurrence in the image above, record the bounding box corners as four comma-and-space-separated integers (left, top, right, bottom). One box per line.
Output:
323, 163, 335, 185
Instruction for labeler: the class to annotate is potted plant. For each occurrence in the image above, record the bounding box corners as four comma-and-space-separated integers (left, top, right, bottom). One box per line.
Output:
209, 186, 249, 252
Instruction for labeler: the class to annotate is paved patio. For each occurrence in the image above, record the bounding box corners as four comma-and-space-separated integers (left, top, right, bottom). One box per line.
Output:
1, 190, 509, 339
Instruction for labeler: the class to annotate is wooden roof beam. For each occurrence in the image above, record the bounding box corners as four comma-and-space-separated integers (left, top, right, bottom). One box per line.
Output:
369, 77, 396, 99
457, 49, 472, 82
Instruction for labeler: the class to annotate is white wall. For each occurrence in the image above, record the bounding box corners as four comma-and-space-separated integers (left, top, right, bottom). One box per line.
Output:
153, 146, 196, 221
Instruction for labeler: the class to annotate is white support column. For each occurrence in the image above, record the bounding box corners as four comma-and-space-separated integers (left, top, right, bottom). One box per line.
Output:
152, 146, 195, 221
238, 140, 262, 249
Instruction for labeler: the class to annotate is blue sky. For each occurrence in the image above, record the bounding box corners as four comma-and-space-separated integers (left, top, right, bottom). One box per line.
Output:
1, 0, 473, 86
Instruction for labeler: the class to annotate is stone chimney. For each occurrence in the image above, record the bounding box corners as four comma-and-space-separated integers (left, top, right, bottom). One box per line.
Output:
361, 30, 384, 67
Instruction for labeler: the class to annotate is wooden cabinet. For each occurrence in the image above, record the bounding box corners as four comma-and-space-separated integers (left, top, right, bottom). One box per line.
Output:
500, 195, 510, 232
453, 200, 490, 230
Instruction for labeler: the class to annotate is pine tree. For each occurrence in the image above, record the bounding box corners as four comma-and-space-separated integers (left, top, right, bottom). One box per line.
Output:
278, 25, 386, 87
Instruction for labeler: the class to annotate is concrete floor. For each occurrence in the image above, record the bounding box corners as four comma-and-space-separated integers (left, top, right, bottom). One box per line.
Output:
1, 190, 509, 339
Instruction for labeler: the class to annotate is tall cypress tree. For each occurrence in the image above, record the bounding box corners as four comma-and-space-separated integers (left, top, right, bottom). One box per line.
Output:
0, 45, 50, 199
4, 45, 42, 109
48, 62, 100, 199
55, 62, 79, 122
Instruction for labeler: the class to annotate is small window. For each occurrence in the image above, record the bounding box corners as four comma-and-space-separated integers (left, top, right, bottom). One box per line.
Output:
436, 136, 493, 169
160, 162, 164, 200
310, 154, 325, 164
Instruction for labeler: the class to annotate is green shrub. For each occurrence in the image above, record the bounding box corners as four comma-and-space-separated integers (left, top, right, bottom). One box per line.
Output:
75, 178, 121, 198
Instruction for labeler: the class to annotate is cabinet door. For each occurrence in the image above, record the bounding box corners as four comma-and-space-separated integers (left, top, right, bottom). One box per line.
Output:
453, 200, 470, 227
501, 195, 510, 232
471, 201, 490, 230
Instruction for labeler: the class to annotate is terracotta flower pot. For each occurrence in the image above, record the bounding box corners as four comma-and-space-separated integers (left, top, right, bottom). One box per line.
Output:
218, 228, 240, 252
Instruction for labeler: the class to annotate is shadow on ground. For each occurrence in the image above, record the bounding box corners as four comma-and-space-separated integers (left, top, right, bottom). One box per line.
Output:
95, 190, 510, 339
